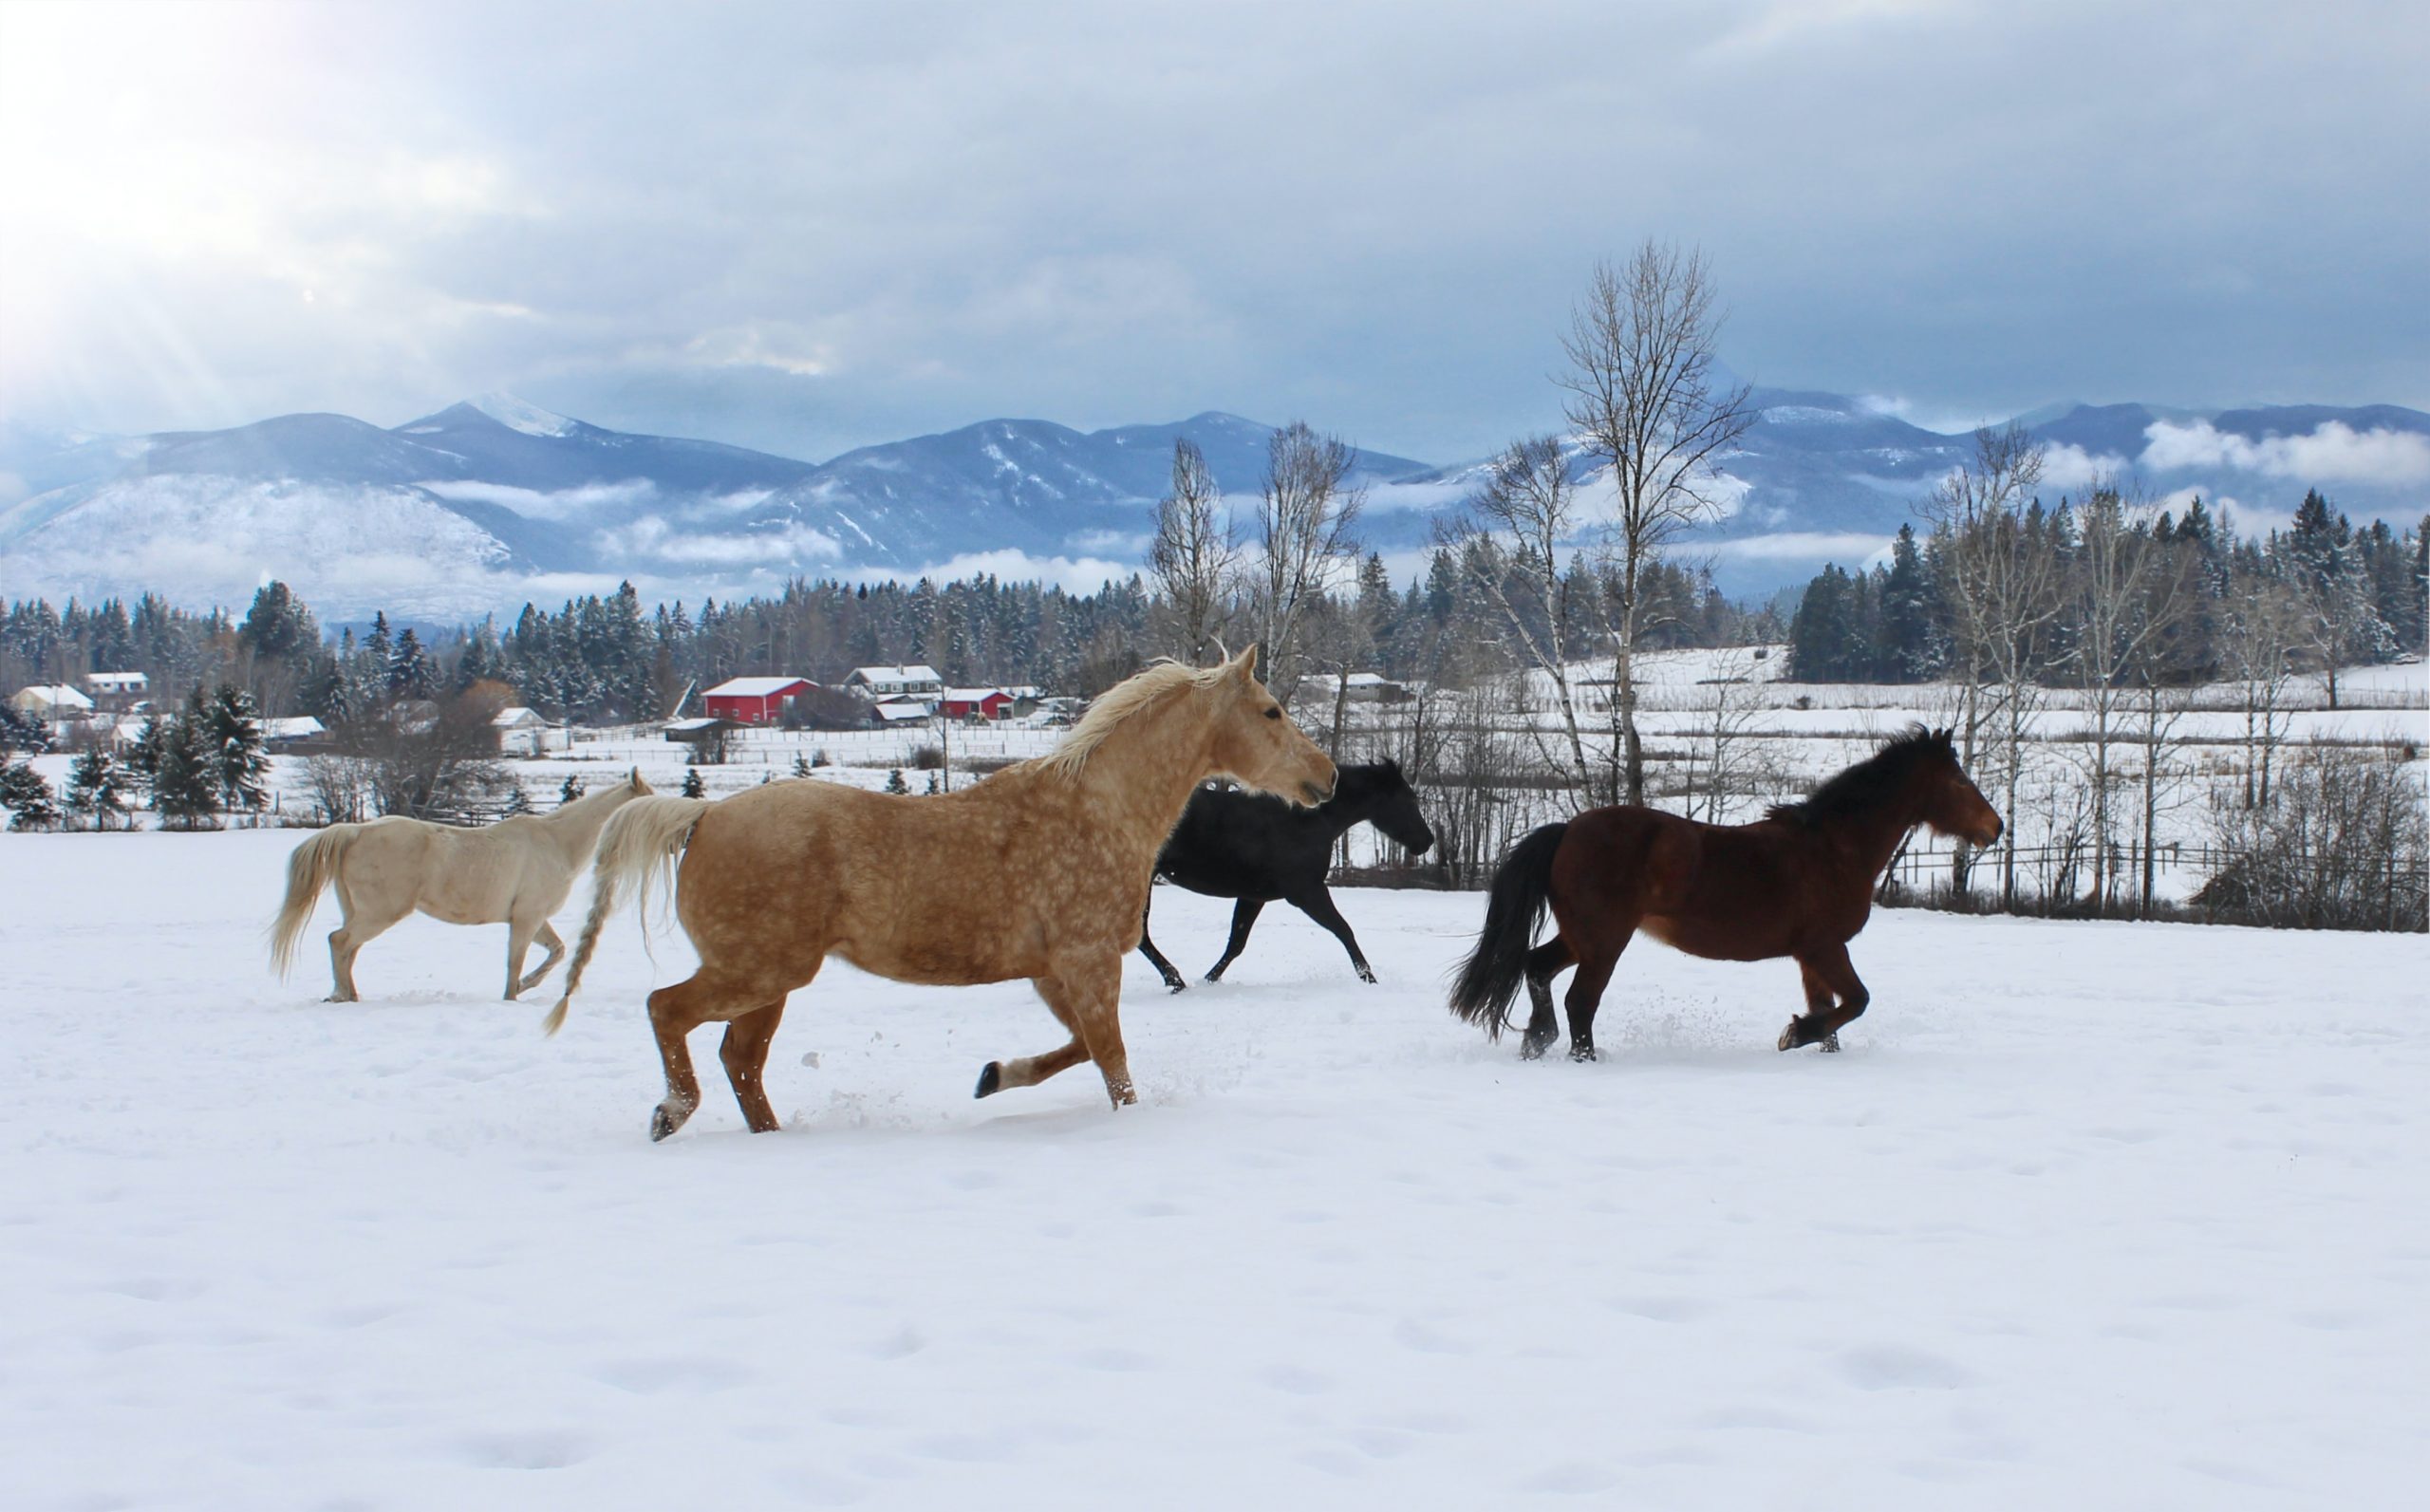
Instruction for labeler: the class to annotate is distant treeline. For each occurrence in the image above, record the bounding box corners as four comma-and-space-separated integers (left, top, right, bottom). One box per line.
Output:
2, 551, 1779, 727
1783, 491, 2427, 695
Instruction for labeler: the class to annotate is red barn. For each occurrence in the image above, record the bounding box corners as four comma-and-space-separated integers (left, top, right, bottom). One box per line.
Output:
701, 676, 815, 725
940, 687, 1015, 721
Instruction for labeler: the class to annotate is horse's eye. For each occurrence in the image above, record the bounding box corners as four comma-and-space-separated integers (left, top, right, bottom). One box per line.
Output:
1264, 707, 1281, 720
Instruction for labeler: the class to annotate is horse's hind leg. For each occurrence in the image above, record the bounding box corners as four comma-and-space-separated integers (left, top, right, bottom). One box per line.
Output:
325, 888, 403, 1003
1289, 886, 1375, 983
1136, 900, 1187, 993
719, 999, 789, 1133
1780, 944, 1869, 1053
1203, 898, 1266, 981
1561, 928, 1632, 1063
1520, 937, 1575, 1060
509, 920, 566, 999
980, 958, 1133, 1109
645, 975, 729, 1142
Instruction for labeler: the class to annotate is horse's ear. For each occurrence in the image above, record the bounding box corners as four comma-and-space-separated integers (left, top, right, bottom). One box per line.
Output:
1230, 643, 1262, 681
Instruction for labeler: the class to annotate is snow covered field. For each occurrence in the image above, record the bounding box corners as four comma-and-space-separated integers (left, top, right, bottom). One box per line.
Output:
5, 832, 2425, 1509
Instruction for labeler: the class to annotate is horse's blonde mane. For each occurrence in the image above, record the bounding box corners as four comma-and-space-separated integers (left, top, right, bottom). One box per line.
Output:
1037, 660, 1228, 779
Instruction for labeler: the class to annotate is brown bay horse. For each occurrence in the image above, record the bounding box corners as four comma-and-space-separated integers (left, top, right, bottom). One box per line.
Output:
1448, 726, 2002, 1061
545, 646, 1336, 1140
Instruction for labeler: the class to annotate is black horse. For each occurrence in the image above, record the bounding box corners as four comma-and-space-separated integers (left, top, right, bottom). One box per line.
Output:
1139, 758, 1436, 990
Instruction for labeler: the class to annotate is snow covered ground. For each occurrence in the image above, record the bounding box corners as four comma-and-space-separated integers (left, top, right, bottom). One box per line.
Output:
4, 832, 2424, 1509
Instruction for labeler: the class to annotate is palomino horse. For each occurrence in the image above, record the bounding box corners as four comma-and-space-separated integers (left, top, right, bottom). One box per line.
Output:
1138, 758, 1436, 989
271, 770, 654, 1001
1448, 727, 2002, 1061
545, 646, 1336, 1141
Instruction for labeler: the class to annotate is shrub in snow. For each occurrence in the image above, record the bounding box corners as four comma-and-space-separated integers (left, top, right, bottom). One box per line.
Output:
1, 759, 62, 831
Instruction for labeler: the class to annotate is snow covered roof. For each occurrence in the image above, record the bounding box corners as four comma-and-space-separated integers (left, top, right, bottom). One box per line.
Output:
10, 683, 93, 711
942, 687, 1012, 702
663, 717, 732, 733
261, 716, 325, 740
84, 672, 148, 690
705, 676, 813, 699
492, 706, 547, 728
847, 664, 943, 685
872, 701, 933, 722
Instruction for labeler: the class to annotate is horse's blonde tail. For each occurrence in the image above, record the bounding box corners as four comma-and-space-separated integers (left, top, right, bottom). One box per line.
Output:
269, 825, 356, 979
542, 795, 712, 1036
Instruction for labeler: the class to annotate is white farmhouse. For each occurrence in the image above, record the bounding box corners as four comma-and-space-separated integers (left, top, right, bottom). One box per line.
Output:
844, 664, 944, 699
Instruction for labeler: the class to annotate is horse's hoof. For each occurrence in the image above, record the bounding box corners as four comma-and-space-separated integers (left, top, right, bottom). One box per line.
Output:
1519, 1039, 1549, 1061
1164, 979, 1187, 994
1107, 1081, 1137, 1109
974, 1062, 1003, 1099
1820, 1032, 1841, 1054
648, 1104, 689, 1142
1568, 1046, 1598, 1063
1777, 1025, 1798, 1051
1356, 966, 1377, 984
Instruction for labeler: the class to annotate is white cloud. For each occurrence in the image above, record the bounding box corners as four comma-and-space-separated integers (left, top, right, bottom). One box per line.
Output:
420, 477, 659, 519
2040, 441, 2128, 492
2139, 420, 2430, 487
594, 515, 844, 565
1707, 531, 1893, 563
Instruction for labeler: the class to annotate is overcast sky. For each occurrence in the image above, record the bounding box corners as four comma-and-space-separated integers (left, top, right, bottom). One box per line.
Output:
3, 0, 2424, 466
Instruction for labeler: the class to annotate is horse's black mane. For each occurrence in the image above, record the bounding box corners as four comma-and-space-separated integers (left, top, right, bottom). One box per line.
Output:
1765, 724, 1952, 828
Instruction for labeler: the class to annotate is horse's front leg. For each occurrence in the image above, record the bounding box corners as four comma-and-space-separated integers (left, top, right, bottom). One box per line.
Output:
1290, 886, 1375, 982
986, 956, 1134, 1109
1780, 945, 1868, 1052
977, 969, 1095, 1099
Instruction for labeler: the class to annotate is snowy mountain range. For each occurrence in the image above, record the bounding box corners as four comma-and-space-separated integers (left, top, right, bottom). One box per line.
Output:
2, 389, 2422, 620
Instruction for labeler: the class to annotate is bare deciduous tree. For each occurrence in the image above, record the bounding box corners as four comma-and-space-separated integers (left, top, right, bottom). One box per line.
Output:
1558, 241, 1752, 805
2068, 480, 2196, 908
1147, 439, 1238, 663
1253, 420, 1364, 700
1438, 434, 1599, 801
1925, 421, 2064, 905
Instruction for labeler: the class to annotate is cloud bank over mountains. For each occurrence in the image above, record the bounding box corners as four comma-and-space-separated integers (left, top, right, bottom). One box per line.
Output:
3, 386, 2421, 622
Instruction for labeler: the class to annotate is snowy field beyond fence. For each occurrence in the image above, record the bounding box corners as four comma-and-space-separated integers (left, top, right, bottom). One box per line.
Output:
4, 832, 2424, 1509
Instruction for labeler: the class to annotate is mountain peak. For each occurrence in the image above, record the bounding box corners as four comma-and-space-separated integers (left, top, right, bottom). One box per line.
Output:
466, 392, 577, 439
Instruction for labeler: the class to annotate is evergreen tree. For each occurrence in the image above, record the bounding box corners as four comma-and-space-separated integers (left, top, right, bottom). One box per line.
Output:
203, 684, 271, 812
792, 753, 812, 778
559, 774, 583, 806
503, 785, 533, 817
1877, 524, 1938, 681
152, 688, 222, 829
388, 626, 435, 701
0, 701, 48, 755
681, 766, 706, 799
0, 759, 61, 831
885, 768, 909, 795
65, 746, 130, 830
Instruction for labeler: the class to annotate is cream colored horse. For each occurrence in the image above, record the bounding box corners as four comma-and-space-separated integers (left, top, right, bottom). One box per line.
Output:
547, 646, 1336, 1141
271, 770, 654, 1001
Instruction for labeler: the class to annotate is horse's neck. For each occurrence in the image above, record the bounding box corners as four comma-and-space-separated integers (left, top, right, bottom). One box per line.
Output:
538, 787, 626, 852
1067, 696, 1222, 858
1822, 803, 1918, 881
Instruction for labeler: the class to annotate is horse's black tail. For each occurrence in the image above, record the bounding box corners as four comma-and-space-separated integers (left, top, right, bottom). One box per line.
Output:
1448, 822, 1569, 1039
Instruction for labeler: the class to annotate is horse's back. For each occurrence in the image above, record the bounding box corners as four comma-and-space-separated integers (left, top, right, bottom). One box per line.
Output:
1558, 806, 1811, 961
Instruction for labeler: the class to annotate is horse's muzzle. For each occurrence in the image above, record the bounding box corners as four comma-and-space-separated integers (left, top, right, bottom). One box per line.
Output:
1301, 777, 1335, 805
